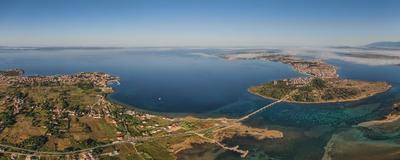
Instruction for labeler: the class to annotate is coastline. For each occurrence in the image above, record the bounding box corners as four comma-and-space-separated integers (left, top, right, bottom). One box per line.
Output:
229, 53, 394, 104
0, 70, 286, 159
104, 79, 286, 158
104, 80, 203, 118
105, 93, 235, 119
358, 114, 400, 127
358, 100, 400, 127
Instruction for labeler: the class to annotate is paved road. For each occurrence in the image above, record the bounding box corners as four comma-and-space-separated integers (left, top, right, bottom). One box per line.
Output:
0, 133, 190, 157
0, 91, 296, 157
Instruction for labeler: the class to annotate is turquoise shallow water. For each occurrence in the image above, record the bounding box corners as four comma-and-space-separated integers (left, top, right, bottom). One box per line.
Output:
1, 48, 399, 159
181, 60, 400, 160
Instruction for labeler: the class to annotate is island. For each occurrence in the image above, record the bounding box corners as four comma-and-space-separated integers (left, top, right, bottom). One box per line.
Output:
0, 69, 282, 159
224, 53, 392, 103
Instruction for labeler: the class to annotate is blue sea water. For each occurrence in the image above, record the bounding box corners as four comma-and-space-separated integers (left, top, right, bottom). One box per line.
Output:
0, 48, 300, 114
1, 48, 399, 160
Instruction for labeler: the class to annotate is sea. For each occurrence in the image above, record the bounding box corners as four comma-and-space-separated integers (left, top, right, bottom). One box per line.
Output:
1, 48, 399, 160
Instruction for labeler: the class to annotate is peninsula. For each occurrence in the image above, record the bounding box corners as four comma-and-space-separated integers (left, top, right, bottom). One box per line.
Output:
0, 69, 282, 159
224, 53, 391, 103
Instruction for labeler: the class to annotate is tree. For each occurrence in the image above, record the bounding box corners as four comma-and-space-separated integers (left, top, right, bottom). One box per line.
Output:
18, 136, 48, 150
0, 112, 16, 127
312, 78, 326, 89
77, 81, 94, 90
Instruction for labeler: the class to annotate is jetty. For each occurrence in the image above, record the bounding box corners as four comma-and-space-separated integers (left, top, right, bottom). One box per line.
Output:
196, 91, 295, 158
194, 133, 249, 158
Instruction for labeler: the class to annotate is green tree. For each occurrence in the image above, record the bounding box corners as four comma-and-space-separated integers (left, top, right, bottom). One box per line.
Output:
312, 78, 326, 89
18, 136, 48, 150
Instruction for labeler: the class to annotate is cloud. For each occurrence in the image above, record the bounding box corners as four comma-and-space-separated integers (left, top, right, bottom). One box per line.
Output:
274, 46, 400, 66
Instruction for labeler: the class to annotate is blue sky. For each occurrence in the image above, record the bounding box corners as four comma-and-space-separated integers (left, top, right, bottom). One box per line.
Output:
0, 0, 399, 47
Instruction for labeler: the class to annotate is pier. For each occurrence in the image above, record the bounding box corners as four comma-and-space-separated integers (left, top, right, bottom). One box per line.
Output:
194, 133, 249, 158
196, 91, 296, 158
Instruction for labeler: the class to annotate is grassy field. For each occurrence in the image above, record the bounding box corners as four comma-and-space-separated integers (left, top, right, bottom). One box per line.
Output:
79, 117, 118, 140
0, 115, 47, 144
0, 82, 119, 151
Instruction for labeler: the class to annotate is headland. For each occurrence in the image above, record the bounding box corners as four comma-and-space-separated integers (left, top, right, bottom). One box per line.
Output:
224, 53, 392, 103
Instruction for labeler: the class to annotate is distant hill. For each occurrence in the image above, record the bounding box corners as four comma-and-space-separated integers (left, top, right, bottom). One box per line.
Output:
365, 41, 400, 49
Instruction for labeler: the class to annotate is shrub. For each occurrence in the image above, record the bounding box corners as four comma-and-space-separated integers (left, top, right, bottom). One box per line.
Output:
18, 136, 48, 150
312, 78, 326, 89
77, 81, 94, 90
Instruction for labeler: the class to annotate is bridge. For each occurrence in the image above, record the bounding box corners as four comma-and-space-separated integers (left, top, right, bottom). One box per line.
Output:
0, 91, 297, 158
237, 98, 285, 122
237, 90, 296, 122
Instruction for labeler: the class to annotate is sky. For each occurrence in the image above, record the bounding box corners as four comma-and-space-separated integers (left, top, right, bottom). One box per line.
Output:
0, 0, 399, 47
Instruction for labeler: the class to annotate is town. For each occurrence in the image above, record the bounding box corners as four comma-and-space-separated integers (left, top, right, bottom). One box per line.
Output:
0, 69, 283, 159
225, 53, 391, 103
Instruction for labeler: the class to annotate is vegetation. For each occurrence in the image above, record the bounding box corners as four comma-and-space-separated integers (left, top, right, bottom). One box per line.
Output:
0, 75, 184, 159
79, 138, 103, 148
311, 78, 326, 89
0, 78, 120, 152
322, 88, 361, 100
0, 71, 285, 159
0, 112, 17, 128
249, 81, 294, 99
136, 141, 175, 160
249, 78, 390, 103
81, 123, 92, 133
18, 136, 48, 150
77, 81, 95, 90
0, 69, 23, 76
179, 121, 196, 130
